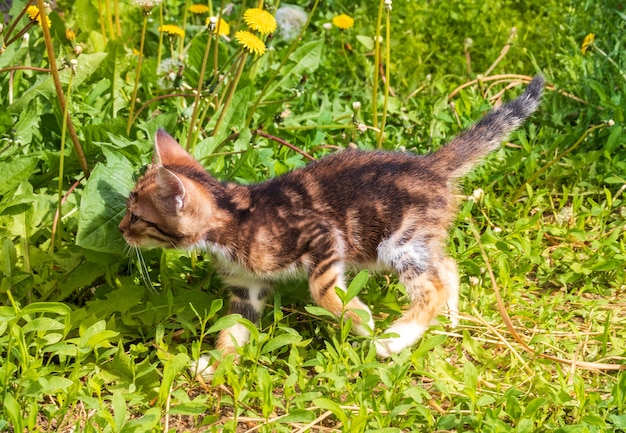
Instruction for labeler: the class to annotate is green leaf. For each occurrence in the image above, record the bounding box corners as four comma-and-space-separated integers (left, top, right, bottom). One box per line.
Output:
159, 353, 189, 406
76, 147, 135, 254
263, 40, 323, 101
278, 408, 316, 424
21, 317, 66, 334
346, 270, 368, 303
2, 392, 23, 432
0, 157, 37, 196
304, 305, 336, 318
206, 314, 242, 334
21, 302, 71, 316
112, 391, 127, 433
312, 397, 348, 426
261, 333, 302, 354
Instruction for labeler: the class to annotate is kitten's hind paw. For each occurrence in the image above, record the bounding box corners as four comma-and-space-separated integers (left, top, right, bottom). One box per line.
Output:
189, 355, 216, 381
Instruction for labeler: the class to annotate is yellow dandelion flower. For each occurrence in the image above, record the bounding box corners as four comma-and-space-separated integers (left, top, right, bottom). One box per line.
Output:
332, 13, 354, 30
189, 4, 210, 14
26, 6, 51, 28
235, 30, 266, 56
581, 33, 595, 54
207, 16, 230, 36
243, 8, 277, 35
159, 24, 185, 38
65, 29, 76, 41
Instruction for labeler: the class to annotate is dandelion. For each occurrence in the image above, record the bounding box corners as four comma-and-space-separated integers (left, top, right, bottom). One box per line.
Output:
26, 6, 51, 28
332, 13, 354, 30
581, 33, 595, 54
189, 4, 210, 14
65, 29, 76, 42
275, 4, 307, 41
243, 8, 277, 35
157, 58, 184, 88
159, 24, 185, 38
235, 30, 266, 55
322, 22, 332, 31
132, 0, 163, 14
207, 16, 230, 36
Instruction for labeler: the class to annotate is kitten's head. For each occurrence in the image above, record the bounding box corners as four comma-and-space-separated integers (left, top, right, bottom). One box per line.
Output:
119, 130, 221, 249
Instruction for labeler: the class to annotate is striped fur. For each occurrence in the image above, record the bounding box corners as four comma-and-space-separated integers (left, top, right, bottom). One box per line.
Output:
119, 76, 543, 377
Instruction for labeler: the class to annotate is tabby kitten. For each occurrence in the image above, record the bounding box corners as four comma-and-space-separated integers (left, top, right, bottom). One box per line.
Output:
119, 76, 543, 377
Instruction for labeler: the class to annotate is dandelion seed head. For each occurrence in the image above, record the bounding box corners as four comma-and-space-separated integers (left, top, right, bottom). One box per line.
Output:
157, 58, 184, 88
131, 0, 163, 13
243, 8, 277, 35
275, 4, 307, 41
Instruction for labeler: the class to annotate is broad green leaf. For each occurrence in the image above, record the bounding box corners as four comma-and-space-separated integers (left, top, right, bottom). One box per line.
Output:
2, 393, 23, 432
206, 314, 242, 334
263, 40, 323, 101
21, 302, 71, 316
0, 157, 37, 196
312, 397, 348, 426
21, 317, 66, 334
278, 408, 316, 424
112, 391, 127, 433
159, 353, 189, 406
261, 333, 302, 354
76, 147, 135, 254
304, 305, 336, 318
346, 270, 369, 303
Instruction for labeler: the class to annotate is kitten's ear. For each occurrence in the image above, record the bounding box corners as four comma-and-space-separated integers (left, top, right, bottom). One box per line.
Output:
156, 166, 185, 212
154, 129, 196, 166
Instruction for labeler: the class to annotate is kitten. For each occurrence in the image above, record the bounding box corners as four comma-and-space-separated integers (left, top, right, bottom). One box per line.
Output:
119, 76, 543, 377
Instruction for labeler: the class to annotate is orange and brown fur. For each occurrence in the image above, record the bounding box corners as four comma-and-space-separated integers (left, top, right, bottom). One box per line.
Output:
119, 76, 543, 377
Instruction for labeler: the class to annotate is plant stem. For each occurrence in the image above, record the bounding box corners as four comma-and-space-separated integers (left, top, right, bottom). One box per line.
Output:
127, 14, 149, 135
187, 30, 213, 151
372, 0, 384, 130
212, 52, 247, 137
37, 0, 90, 178
376, 6, 391, 149
51, 69, 75, 253
245, 0, 320, 126
3, 0, 34, 42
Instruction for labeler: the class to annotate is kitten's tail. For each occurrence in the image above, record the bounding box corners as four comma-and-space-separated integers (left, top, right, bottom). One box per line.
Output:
434, 75, 544, 178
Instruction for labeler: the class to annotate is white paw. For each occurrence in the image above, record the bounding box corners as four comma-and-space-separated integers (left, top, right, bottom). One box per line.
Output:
375, 322, 426, 357
189, 355, 215, 380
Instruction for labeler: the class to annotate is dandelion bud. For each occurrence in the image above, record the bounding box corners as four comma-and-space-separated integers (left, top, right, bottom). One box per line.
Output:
23, 33, 30, 43
352, 101, 361, 111
384, 0, 392, 11
607, 119, 615, 127
469, 276, 480, 287
323, 22, 332, 31
356, 123, 367, 133
70, 58, 78, 72
73, 45, 83, 55
493, 226, 502, 234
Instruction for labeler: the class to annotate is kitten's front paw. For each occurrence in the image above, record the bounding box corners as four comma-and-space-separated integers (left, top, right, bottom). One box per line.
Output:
375, 322, 427, 357
189, 355, 216, 380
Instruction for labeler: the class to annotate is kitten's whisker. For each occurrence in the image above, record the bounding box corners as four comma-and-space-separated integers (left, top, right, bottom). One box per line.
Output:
135, 247, 158, 293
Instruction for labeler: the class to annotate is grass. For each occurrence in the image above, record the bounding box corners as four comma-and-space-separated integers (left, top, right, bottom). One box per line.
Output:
1, 0, 625, 431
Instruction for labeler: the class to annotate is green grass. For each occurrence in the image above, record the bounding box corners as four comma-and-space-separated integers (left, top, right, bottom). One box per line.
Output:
1, 0, 625, 431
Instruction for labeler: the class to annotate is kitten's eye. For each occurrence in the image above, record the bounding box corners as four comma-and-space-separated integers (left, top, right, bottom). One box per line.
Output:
130, 213, 140, 224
